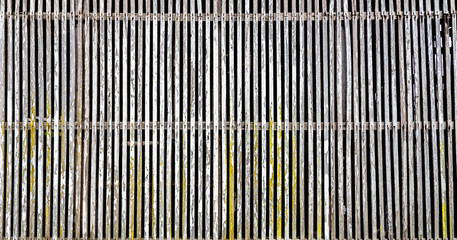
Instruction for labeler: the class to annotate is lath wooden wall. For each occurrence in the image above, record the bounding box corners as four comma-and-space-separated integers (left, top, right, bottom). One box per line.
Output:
0, 0, 456, 239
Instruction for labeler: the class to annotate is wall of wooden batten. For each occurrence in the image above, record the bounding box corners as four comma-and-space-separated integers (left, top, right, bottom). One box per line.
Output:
0, 0, 457, 239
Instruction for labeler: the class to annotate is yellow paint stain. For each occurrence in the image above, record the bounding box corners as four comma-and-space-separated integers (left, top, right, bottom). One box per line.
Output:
60, 226, 63, 236
30, 164, 36, 192
277, 99, 282, 237
440, 140, 447, 239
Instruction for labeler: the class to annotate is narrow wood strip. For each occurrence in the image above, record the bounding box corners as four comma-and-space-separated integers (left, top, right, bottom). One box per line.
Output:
136, 8, 144, 240
121, 12, 129, 239
244, 1, 252, 238
67, 13, 77, 237
290, 8, 298, 240
75, 9, 83, 238
236, 1, 244, 238
35, 12, 44, 237
204, 1, 212, 239
159, 6, 166, 238
99, 9, 107, 239
144, 13, 151, 239
275, 0, 283, 238
181, 5, 188, 239
58, 9, 66, 238
82, 11, 90, 238
268, 0, 275, 238
450, 0, 457, 236
197, 7, 204, 240
90, 16, 99, 238
0, 8, 5, 238
106, 10, 114, 238
113, 12, 121, 239
374, 1, 384, 239
212, 7, 220, 240
359, 0, 369, 237
425, 0, 440, 236
166, 3, 173, 238
405, 0, 415, 236
389, 0, 401, 237
189, 6, 196, 240
129, 12, 136, 239
174, 4, 181, 238
351, 0, 360, 237
221, 8, 228, 240
298, 4, 306, 239
328, 0, 337, 238
283, 6, 290, 240
22, 11, 30, 238
260, 8, 267, 240
152, 9, 159, 240
343, 0, 353, 237
381, 1, 393, 238
322, 0, 330, 238
229, 0, 236, 237
336, 0, 345, 236
434, 0, 448, 237
252, 9, 260, 240
13, 13, 21, 238
306, 0, 314, 236
411, 1, 423, 237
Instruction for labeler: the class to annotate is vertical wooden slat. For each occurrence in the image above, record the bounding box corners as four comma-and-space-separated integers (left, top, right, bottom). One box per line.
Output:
343, 0, 352, 237
166, 0, 173, 237
283, 2, 290, 239
236, 0, 244, 238
181, 0, 189, 237
275, 0, 283, 237
252, 2, 260, 239
351, 0, 360, 238
144, 12, 151, 239
221, 0, 228, 238
204, 1, 212, 240
68, 11, 77, 238
359, 0, 369, 237
328, 0, 337, 238
0, 3, 5, 236
236, 0, 243, 238
306, 0, 314, 236
450, 0, 457, 236
380, 0, 393, 238
244, 1, 251, 239
175, 1, 182, 238
228, 0, 236, 238
129, 4, 136, 238
433, 0, 448, 237
315, 0, 322, 237
90, 11, 98, 237
113, 1, 121, 236
212, 1, 220, 237
290, 1, 298, 239
419, 0, 432, 236
189, 0, 196, 237
159, 0, 166, 236
197, 0, 204, 237
298, 1, 306, 238
389, 0, 401, 237
411, 0, 423, 237
336, 0, 345, 236
322, 0, 330, 238
374, 1, 384, 239
59, 1, 67, 236
13, 10, 20, 238
22, 6, 30, 237
35, 5, 44, 236
152, 1, 159, 237
75, 1, 83, 237
105, 0, 114, 236
100, 3, 107, 238
260, 0, 268, 238
443, 2, 455, 239
137, 2, 144, 238
82, 1, 90, 236
121, 3, 129, 237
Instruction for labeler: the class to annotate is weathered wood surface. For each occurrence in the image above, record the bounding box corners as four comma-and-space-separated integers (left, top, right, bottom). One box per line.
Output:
0, 0, 456, 239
